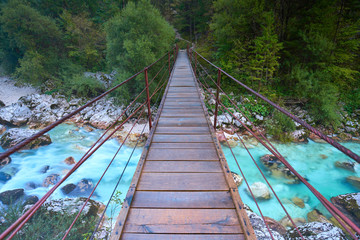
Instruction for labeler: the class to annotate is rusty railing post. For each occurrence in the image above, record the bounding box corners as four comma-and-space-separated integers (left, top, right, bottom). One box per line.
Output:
173, 47, 176, 65
214, 68, 221, 130
168, 52, 171, 77
144, 67, 152, 129
194, 51, 197, 77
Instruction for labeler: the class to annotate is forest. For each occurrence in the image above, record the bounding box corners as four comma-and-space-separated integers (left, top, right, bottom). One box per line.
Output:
0, 0, 359, 128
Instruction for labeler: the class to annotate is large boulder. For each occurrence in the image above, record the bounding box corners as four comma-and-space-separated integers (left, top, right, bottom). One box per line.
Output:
0, 128, 52, 149
260, 154, 300, 184
247, 182, 271, 200
285, 222, 346, 239
0, 188, 24, 205
43, 197, 105, 219
292, 196, 305, 208
331, 192, 360, 227
245, 209, 285, 239
279, 216, 306, 228
0, 102, 32, 126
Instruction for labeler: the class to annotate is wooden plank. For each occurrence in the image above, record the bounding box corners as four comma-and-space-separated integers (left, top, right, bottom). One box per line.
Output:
157, 118, 208, 127
150, 142, 214, 148
164, 102, 201, 106
161, 108, 204, 113
152, 134, 213, 142
165, 97, 200, 102
160, 113, 205, 118
155, 127, 209, 134
147, 148, 218, 160
132, 191, 235, 208
143, 160, 222, 172
137, 172, 229, 190
123, 209, 242, 234
121, 233, 245, 240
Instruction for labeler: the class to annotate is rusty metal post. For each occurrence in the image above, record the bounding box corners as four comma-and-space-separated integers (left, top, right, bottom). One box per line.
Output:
168, 52, 171, 77
213, 68, 221, 130
173, 47, 176, 65
187, 44, 189, 56
194, 51, 197, 77
144, 68, 152, 129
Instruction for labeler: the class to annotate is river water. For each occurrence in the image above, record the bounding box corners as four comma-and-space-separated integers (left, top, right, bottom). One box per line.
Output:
1, 123, 359, 222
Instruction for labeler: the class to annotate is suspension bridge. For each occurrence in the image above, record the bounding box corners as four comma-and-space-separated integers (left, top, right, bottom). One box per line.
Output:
0, 46, 360, 240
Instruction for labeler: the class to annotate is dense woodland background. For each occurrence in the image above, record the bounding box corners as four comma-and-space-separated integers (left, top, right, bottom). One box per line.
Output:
0, 0, 359, 128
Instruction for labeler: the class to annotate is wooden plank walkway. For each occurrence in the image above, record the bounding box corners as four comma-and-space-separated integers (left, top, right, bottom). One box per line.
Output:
111, 51, 256, 240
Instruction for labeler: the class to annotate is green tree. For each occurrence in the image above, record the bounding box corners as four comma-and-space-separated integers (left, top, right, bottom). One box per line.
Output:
105, 0, 174, 99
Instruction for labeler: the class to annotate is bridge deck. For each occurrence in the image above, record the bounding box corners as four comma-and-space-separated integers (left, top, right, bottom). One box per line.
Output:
111, 51, 256, 240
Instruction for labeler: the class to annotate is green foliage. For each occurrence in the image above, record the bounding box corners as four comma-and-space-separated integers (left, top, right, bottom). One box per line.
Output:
64, 74, 106, 98
105, 0, 174, 101
266, 111, 296, 143
105, 0, 174, 72
60, 10, 106, 71
0, 202, 98, 240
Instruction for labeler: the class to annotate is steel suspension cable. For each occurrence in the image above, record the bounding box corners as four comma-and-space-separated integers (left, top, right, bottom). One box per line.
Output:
89, 66, 170, 240
1, 58, 171, 240
0, 48, 175, 161
193, 50, 360, 163
194, 64, 304, 238
191, 52, 360, 237
62, 60, 170, 239
5, 99, 151, 240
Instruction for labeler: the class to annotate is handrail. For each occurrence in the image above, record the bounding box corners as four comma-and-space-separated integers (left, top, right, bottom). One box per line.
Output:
0, 47, 176, 161
192, 49, 360, 163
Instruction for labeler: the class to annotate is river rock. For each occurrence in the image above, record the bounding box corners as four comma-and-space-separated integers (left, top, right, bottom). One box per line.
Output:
231, 172, 243, 187
61, 183, 77, 195
331, 192, 360, 227
40, 165, 50, 173
0, 172, 11, 183
264, 216, 287, 236
0, 188, 24, 205
43, 174, 60, 187
285, 222, 346, 239
0, 102, 32, 126
335, 161, 356, 172
64, 156, 76, 165
0, 100, 4, 107
24, 195, 39, 206
0, 156, 11, 168
0, 128, 52, 149
260, 154, 282, 169
226, 139, 238, 147
307, 209, 331, 223
292, 196, 305, 208
260, 154, 300, 184
346, 176, 360, 189
248, 182, 271, 200
245, 209, 285, 239
338, 132, 352, 141
63, 179, 94, 197
216, 131, 226, 143
309, 133, 327, 143
84, 125, 94, 132
279, 216, 306, 229
0, 124, 5, 134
